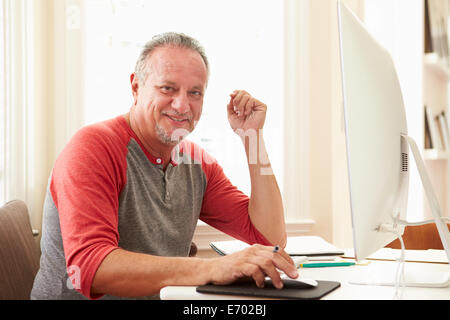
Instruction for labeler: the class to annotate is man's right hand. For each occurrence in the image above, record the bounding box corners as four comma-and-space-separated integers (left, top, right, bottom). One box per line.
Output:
207, 244, 298, 289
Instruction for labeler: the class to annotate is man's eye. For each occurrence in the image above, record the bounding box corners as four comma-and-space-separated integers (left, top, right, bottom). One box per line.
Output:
191, 91, 203, 97
161, 86, 174, 92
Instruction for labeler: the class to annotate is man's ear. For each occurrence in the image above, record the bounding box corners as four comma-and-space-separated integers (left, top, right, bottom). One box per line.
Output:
130, 73, 139, 105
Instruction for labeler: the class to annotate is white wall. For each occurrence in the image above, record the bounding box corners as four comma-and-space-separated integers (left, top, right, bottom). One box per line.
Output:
307, 0, 364, 248
29, 0, 54, 235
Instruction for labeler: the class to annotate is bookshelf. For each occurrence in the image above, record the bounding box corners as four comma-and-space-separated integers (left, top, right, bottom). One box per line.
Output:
423, 149, 450, 161
422, 0, 450, 219
424, 53, 450, 81
363, 0, 450, 222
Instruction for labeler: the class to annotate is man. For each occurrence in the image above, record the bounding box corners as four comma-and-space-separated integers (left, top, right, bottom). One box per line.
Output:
31, 32, 297, 300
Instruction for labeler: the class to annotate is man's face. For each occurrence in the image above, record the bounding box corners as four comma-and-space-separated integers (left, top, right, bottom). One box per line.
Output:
131, 46, 208, 146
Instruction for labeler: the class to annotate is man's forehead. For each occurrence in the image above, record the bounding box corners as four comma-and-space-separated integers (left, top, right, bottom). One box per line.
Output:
148, 46, 207, 77
143, 47, 207, 89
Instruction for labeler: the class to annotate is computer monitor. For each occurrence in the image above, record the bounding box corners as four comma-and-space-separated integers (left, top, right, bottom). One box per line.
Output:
337, 1, 450, 265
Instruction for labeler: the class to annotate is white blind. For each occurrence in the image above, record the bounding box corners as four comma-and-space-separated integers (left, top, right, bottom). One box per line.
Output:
82, 0, 285, 196
0, 0, 5, 204
0, 0, 33, 207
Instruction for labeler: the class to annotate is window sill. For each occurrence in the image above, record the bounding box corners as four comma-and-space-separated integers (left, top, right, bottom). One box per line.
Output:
192, 219, 316, 250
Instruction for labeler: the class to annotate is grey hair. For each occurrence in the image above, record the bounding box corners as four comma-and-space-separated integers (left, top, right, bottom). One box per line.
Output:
134, 32, 210, 83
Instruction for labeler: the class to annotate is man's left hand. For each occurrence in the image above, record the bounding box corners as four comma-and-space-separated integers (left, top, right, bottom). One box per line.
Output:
227, 90, 267, 133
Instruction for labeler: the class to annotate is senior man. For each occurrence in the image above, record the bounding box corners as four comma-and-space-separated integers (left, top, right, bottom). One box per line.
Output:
31, 32, 297, 300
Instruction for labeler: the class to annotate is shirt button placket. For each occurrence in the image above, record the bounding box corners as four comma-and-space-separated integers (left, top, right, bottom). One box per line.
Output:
164, 168, 170, 201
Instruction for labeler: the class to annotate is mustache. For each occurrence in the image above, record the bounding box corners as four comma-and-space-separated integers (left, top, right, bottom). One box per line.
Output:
162, 110, 193, 121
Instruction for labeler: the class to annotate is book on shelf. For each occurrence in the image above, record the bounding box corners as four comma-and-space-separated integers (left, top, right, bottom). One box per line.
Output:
425, 107, 433, 149
425, 105, 443, 150
444, 110, 450, 138
424, 0, 433, 53
437, 112, 450, 150
425, 0, 450, 66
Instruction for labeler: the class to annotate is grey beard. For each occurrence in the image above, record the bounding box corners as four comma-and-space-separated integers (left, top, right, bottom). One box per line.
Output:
155, 123, 191, 146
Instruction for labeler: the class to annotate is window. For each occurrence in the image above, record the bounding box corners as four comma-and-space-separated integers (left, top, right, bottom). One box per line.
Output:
0, 0, 33, 207
53, 0, 312, 246
81, 0, 285, 196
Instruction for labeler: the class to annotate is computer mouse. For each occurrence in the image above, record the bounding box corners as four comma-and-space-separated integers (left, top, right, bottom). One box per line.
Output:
280, 274, 318, 288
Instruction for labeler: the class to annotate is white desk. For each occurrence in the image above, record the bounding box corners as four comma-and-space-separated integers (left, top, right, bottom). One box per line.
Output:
161, 259, 450, 300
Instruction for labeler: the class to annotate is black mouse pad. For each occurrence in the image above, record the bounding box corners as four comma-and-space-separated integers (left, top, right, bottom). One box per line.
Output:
196, 279, 341, 300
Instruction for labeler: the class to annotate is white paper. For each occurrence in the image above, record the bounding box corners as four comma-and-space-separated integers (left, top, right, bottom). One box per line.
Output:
210, 236, 344, 256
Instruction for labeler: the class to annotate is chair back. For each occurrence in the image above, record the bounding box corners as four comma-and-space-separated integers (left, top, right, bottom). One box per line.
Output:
0, 200, 40, 299
386, 223, 450, 250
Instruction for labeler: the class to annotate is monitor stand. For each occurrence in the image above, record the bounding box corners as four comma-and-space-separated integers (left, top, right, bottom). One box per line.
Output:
350, 135, 450, 289
401, 134, 450, 262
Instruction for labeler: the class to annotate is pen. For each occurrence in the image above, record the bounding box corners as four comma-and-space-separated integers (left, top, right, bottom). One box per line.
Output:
272, 245, 280, 253
299, 262, 355, 268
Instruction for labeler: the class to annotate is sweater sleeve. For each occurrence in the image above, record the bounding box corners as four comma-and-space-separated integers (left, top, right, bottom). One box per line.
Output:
198, 147, 272, 246
50, 123, 128, 299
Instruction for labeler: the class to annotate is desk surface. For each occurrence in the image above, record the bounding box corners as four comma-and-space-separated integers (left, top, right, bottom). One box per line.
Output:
161, 259, 450, 300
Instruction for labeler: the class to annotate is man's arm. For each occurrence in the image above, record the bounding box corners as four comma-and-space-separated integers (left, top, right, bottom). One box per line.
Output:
91, 245, 298, 297
227, 90, 287, 247
246, 131, 286, 247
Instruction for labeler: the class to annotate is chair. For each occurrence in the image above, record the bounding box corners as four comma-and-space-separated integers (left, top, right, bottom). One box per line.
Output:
386, 223, 450, 250
0, 200, 40, 299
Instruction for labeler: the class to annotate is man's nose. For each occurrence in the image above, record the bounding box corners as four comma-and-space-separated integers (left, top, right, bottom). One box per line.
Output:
171, 91, 191, 114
